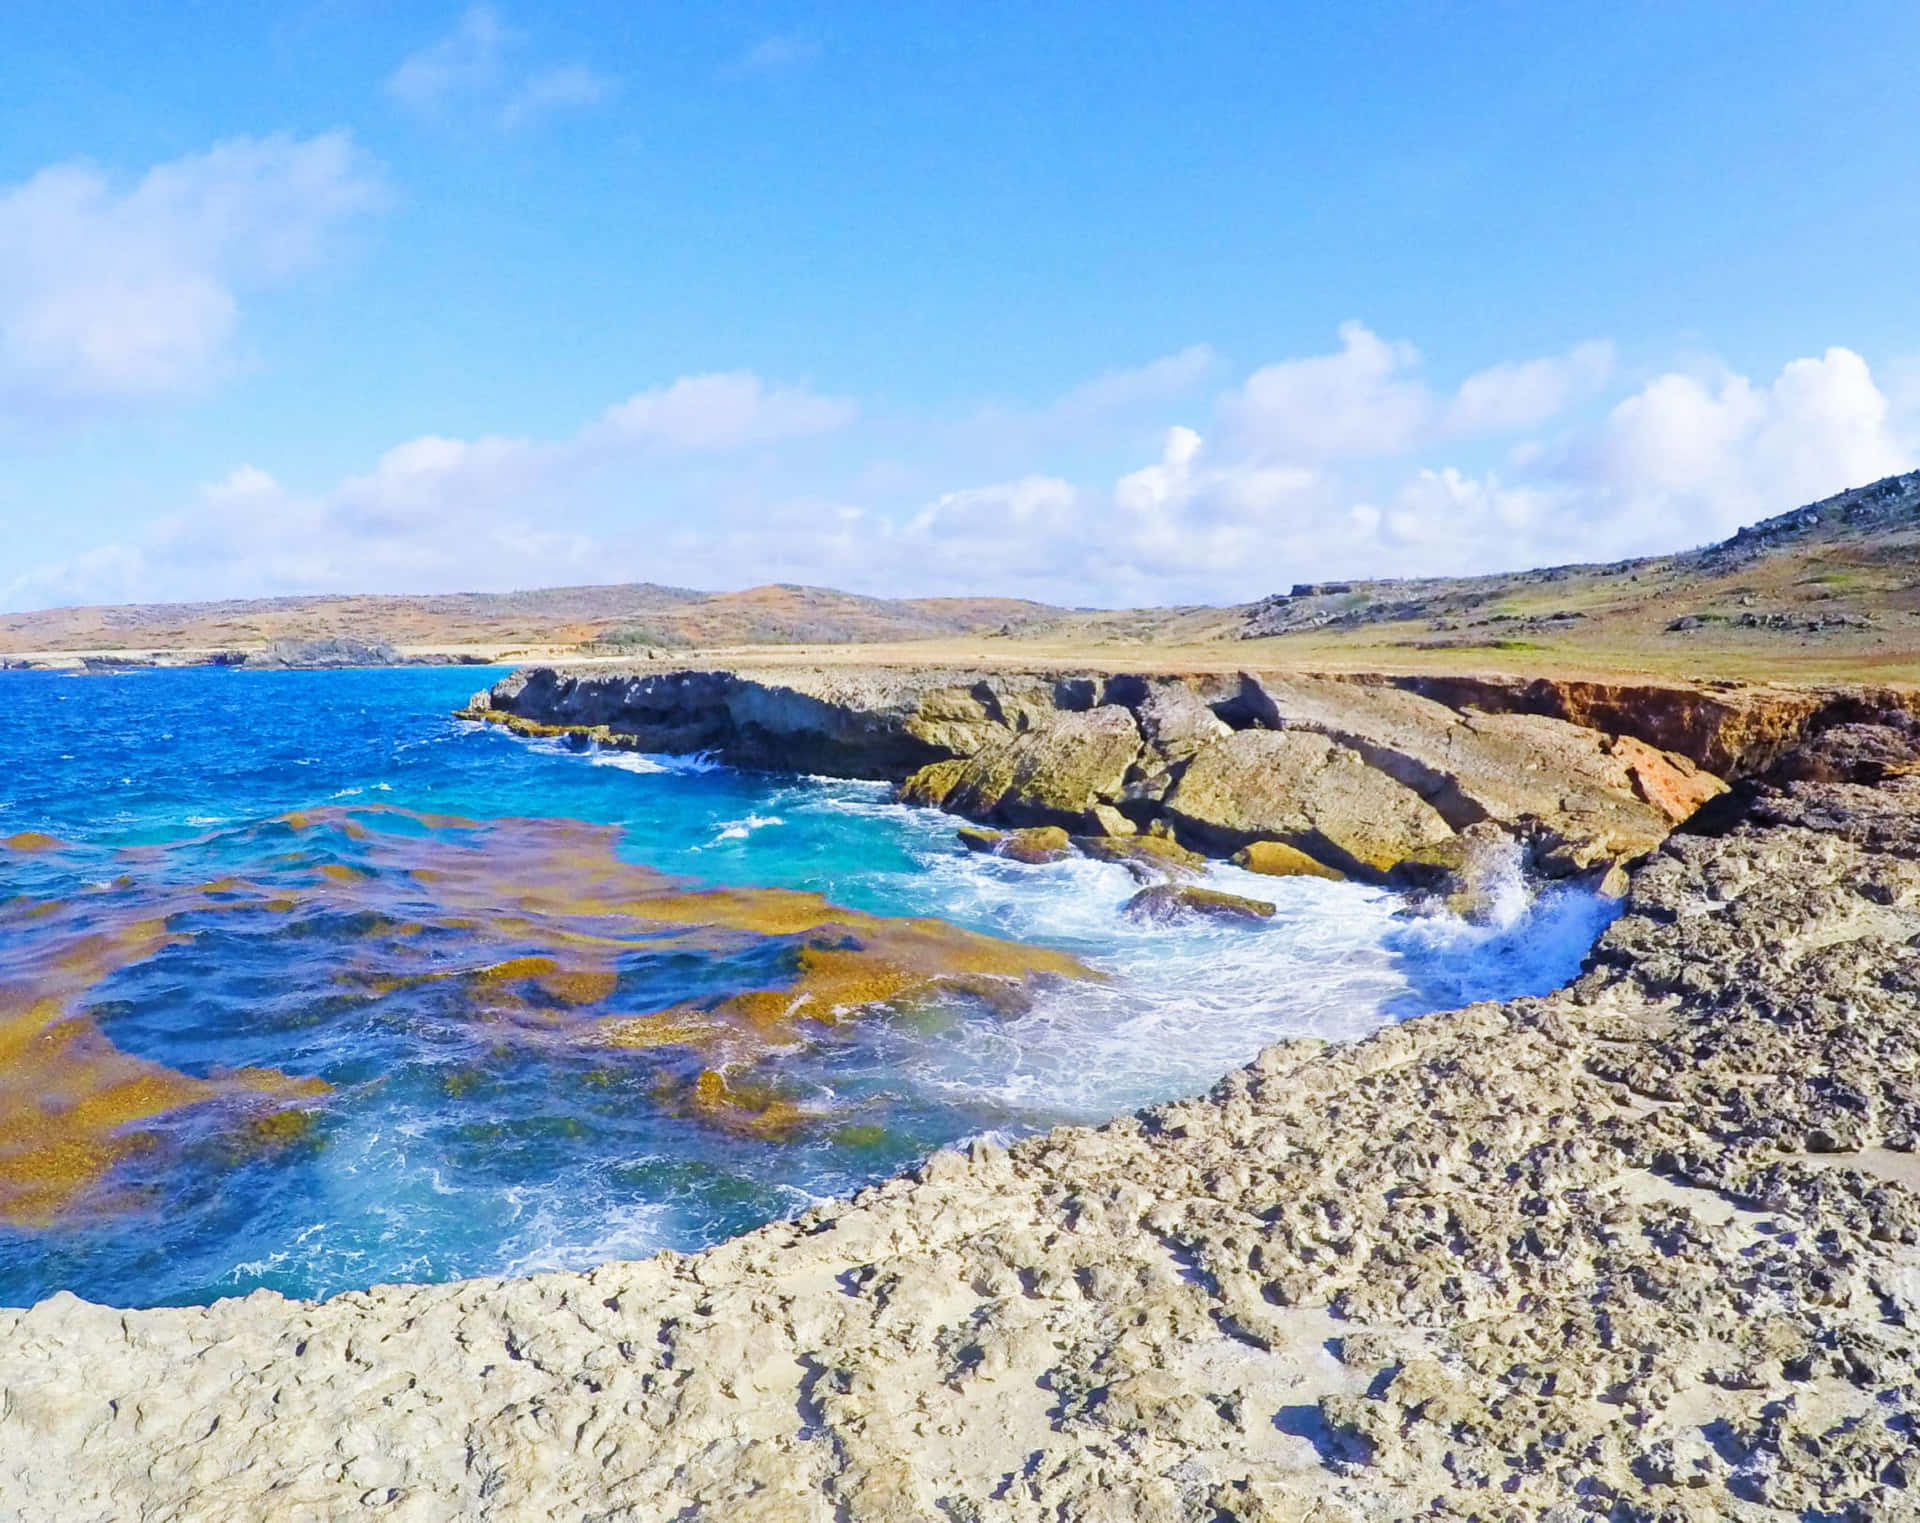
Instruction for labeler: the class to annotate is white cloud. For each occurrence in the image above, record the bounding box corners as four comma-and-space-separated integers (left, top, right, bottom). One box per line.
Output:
0, 133, 382, 413
591, 372, 856, 451
1052, 345, 1217, 418
501, 65, 616, 128
881, 343, 1914, 598
1581, 346, 1912, 545
1218, 323, 1614, 462
1885, 353, 1920, 425
3, 371, 856, 608
1247, 346, 1915, 583
1445, 341, 1614, 435
1221, 322, 1430, 460
729, 34, 824, 76
387, 6, 611, 128
9, 336, 1915, 613
385, 6, 513, 112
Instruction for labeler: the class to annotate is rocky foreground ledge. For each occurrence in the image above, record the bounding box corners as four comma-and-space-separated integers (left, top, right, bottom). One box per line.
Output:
1, 710, 1918, 1517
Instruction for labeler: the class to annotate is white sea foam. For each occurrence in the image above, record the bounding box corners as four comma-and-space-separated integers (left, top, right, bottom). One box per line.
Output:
586, 746, 725, 775
851, 836, 1615, 1126
536, 741, 1615, 1154
703, 813, 785, 846
492, 1192, 679, 1279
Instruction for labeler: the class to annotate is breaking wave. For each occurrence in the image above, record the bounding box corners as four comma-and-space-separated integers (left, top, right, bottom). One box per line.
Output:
0, 667, 1615, 1308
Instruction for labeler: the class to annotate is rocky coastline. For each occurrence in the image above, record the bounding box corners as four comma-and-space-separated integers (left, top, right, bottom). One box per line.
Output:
460, 662, 1916, 910
2, 671, 1919, 1518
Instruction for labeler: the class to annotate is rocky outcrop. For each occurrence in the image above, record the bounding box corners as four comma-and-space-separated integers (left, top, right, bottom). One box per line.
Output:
1233, 839, 1346, 880
1161, 728, 1453, 876
1242, 674, 1718, 863
956, 825, 1075, 864
467, 663, 1737, 886
934, 705, 1143, 831
6, 726, 1919, 1519
1385, 671, 1920, 779
1074, 832, 1207, 879
1121, 883, 1277, 923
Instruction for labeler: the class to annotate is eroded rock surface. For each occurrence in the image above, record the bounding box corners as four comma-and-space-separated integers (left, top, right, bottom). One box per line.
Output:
4, 728, 1919, 1520
1162, 727, 1453, 876
468, 664, 1751, 885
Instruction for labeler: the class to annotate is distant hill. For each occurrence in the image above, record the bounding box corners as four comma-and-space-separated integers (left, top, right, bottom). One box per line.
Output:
0, 582, 1069, 658
1224, 469, 1920, 677
4, 471, 1917, 684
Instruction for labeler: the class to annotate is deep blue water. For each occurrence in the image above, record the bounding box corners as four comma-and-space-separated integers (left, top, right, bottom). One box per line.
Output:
0, 666, 1613, 1308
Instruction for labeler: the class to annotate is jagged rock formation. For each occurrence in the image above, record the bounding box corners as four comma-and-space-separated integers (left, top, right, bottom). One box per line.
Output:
243, 637, 407, 669
467, 664, 1739, 887
1381, 673, 1920, 781
3, 714, 1918, 1519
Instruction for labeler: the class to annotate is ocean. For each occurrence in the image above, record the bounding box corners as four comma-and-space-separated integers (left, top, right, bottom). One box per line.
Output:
0, 666, 1613, 1308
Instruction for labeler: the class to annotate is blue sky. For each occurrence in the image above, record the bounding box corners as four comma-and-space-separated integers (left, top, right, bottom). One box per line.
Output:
3, 1, 1918, 611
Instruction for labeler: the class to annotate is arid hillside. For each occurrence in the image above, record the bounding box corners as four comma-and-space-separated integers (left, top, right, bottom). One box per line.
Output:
0, 584, 1067, 662
5, 469, 1918, 682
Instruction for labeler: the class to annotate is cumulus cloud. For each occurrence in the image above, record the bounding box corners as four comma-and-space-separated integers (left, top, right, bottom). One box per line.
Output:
0, 133, 382, 413
1188, 344, 1913, 588
1218, 322, 1613, 461
1578, 346, 1913, 545
388, 6, 612, 128
590, 372, 857, 451
10, 335, 1914, 612
1221, 322, 1431, 460
1445, 341, 1615, 435
4, 371, 856, 608
854, 342, 1912, 599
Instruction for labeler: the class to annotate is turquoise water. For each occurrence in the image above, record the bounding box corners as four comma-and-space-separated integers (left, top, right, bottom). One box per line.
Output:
0, 666, 1613, 1308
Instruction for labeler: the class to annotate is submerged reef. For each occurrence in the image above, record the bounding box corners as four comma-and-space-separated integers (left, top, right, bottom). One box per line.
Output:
0, 835, 326, 1225
0, 808, 1091, 1226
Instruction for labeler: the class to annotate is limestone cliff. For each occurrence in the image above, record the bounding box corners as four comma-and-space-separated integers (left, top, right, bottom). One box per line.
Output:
465, 663, 1741, 887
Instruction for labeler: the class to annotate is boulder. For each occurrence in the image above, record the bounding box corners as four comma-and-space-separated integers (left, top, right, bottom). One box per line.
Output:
1241, 674, 1725, 864
1608, 734, 1733, 821
1075, 833, 1207, 881
1122, 884, 1277, 924
938, 706, 1143, 829
1087, 803, 1136, 838
1234, 841, 1344, 881
1164, 729, 1454, 877
1131, 680, 1231, 762
900, 758, 970, 809
1001, 827, 1074, 864
1385, 822, 1519, 922
955, 825, 1074, 863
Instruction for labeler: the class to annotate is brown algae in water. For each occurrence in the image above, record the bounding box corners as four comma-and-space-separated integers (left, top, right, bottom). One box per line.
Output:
0, 806, 1094, 1222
